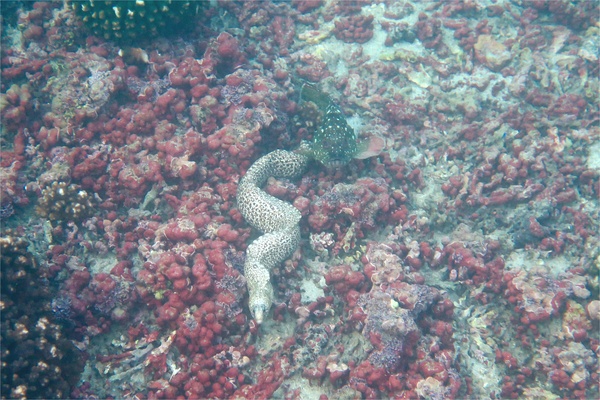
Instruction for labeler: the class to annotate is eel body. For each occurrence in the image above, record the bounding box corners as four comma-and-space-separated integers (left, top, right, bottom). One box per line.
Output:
236, 150, 309, 323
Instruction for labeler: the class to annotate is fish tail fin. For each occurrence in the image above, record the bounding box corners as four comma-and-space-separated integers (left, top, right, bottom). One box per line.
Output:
355, 136, 386, 160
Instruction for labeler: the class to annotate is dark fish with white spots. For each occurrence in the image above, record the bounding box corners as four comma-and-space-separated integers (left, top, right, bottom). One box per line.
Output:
299, 84, 384, 168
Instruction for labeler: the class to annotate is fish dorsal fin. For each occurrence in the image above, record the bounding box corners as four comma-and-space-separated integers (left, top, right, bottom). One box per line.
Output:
355, 136, 385, 159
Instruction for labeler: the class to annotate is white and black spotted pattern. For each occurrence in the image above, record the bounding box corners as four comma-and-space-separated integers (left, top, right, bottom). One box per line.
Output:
236, 150, 309, 323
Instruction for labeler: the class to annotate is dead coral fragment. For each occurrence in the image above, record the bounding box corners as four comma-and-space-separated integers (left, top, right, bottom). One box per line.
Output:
474, 35, 512, 71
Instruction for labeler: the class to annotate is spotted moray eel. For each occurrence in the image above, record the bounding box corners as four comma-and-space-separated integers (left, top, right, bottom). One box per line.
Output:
236, 150, 309, 324
237, 86, 384, 324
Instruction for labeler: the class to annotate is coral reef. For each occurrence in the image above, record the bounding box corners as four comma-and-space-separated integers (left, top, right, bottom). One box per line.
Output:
0, 0, 598, 399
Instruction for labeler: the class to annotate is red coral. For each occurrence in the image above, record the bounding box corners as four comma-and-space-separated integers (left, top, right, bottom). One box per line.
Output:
292, 0, 322, 13
414, 13, 442, 49
325, 264, 366, 296
1, 84, 32, 132
334, 15, 374, 44
295, 53, 331, 82
307, 178, 392, 253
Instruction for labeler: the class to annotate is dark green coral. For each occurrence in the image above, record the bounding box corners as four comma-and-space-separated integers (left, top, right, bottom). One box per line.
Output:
70, 0, 201, 42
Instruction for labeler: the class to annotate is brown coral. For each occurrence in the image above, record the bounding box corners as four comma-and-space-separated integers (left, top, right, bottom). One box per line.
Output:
1, 232, 83, 398
35, 181, 94, 223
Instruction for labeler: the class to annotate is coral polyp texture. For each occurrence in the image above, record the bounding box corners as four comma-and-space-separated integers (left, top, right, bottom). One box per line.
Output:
1, 0, 598, 399
70, 0, 200, 41
35, 182, 94, 223
1, 233, 83, 399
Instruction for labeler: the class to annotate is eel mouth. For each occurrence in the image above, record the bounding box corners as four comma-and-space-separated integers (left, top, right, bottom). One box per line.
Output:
252, 305, 266, 324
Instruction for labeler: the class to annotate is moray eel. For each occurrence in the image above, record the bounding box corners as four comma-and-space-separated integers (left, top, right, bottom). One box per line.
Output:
237, 150, 309, 323
237, 85, 384, 324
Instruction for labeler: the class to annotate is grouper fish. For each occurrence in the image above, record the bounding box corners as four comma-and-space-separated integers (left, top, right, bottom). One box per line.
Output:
299, 84, 385, 168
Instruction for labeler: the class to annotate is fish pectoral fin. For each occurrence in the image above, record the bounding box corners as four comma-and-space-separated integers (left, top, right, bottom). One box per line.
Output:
300, 83, 331, 109
295, 140, 315, 158
355, 136, 385, 159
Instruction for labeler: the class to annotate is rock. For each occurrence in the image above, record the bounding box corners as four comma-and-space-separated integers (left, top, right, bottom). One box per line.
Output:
474, 34, 512, 71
